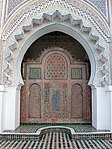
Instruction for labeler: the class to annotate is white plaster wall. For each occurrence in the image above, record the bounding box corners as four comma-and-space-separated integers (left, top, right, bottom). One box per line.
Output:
92, 87, 97, 128
92, 87, 110, 130
106, 86, 112, 131
3, 87, 20, 131
97, 87, 110, 130
15, 87, 20, 129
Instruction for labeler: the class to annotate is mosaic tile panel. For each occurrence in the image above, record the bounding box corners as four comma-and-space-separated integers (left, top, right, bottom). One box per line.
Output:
45, 54, 67, 80
50, 82, 62, 88
8, 0, 23, 14
71, 68, 82, 79
7, 0, 107, 17
43, 102, 51, 119
62, 83, 68, 115
29, 68, 41, 79
52, 91, 60, 112
43, 83, 69, 120
62, 83, 68, 101
21, 49, 91, 123
4, 124, 108, 133
90, 0, 107, 16
44, 83, 50, 102
15, 125, 41, 133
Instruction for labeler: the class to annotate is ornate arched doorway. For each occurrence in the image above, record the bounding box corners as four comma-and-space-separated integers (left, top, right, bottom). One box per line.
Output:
0, 0, 111, 132
20, 32, 91, 123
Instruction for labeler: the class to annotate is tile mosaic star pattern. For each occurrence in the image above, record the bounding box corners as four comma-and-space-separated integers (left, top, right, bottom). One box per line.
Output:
45, 54, 67, 79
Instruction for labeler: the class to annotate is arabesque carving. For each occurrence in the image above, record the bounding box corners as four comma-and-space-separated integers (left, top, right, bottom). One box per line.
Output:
2, 9, 110, 87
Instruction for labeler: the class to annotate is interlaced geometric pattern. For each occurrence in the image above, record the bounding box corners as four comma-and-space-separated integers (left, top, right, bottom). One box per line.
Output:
71, 68, 82, 79
45, 54, 67, 79
8, 0, 23, 14
90, 0, 107, 16
29, 68, 41, 79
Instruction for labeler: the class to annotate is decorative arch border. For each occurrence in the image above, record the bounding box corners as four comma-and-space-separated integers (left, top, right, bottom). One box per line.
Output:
2, 10, 110, 87
2, 0, 110, 40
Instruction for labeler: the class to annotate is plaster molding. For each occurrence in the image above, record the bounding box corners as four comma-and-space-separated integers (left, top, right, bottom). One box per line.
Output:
2, 0, 111, 41
2, 10, 110, 87
6, 0, 108, 19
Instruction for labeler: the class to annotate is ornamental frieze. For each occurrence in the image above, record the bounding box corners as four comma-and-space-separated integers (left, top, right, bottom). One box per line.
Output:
2, 10, 110, 87
7, 0, 108, 18
2, 0, 110, 41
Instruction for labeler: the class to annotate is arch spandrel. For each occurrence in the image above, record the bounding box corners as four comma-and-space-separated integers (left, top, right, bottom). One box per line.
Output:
1, 6, 111, 87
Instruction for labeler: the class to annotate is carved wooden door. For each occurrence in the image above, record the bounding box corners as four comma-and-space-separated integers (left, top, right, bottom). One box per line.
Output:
20, 47, 91, 123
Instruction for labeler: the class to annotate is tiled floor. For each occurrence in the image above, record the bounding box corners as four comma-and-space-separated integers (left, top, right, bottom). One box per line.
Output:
1, 125, 111, 149
0, 133, 112, 149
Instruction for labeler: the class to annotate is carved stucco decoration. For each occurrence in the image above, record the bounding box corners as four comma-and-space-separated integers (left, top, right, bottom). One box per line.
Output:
1, 1, 111, 87
2, 0, 110, 40
7, 0, 107, 18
